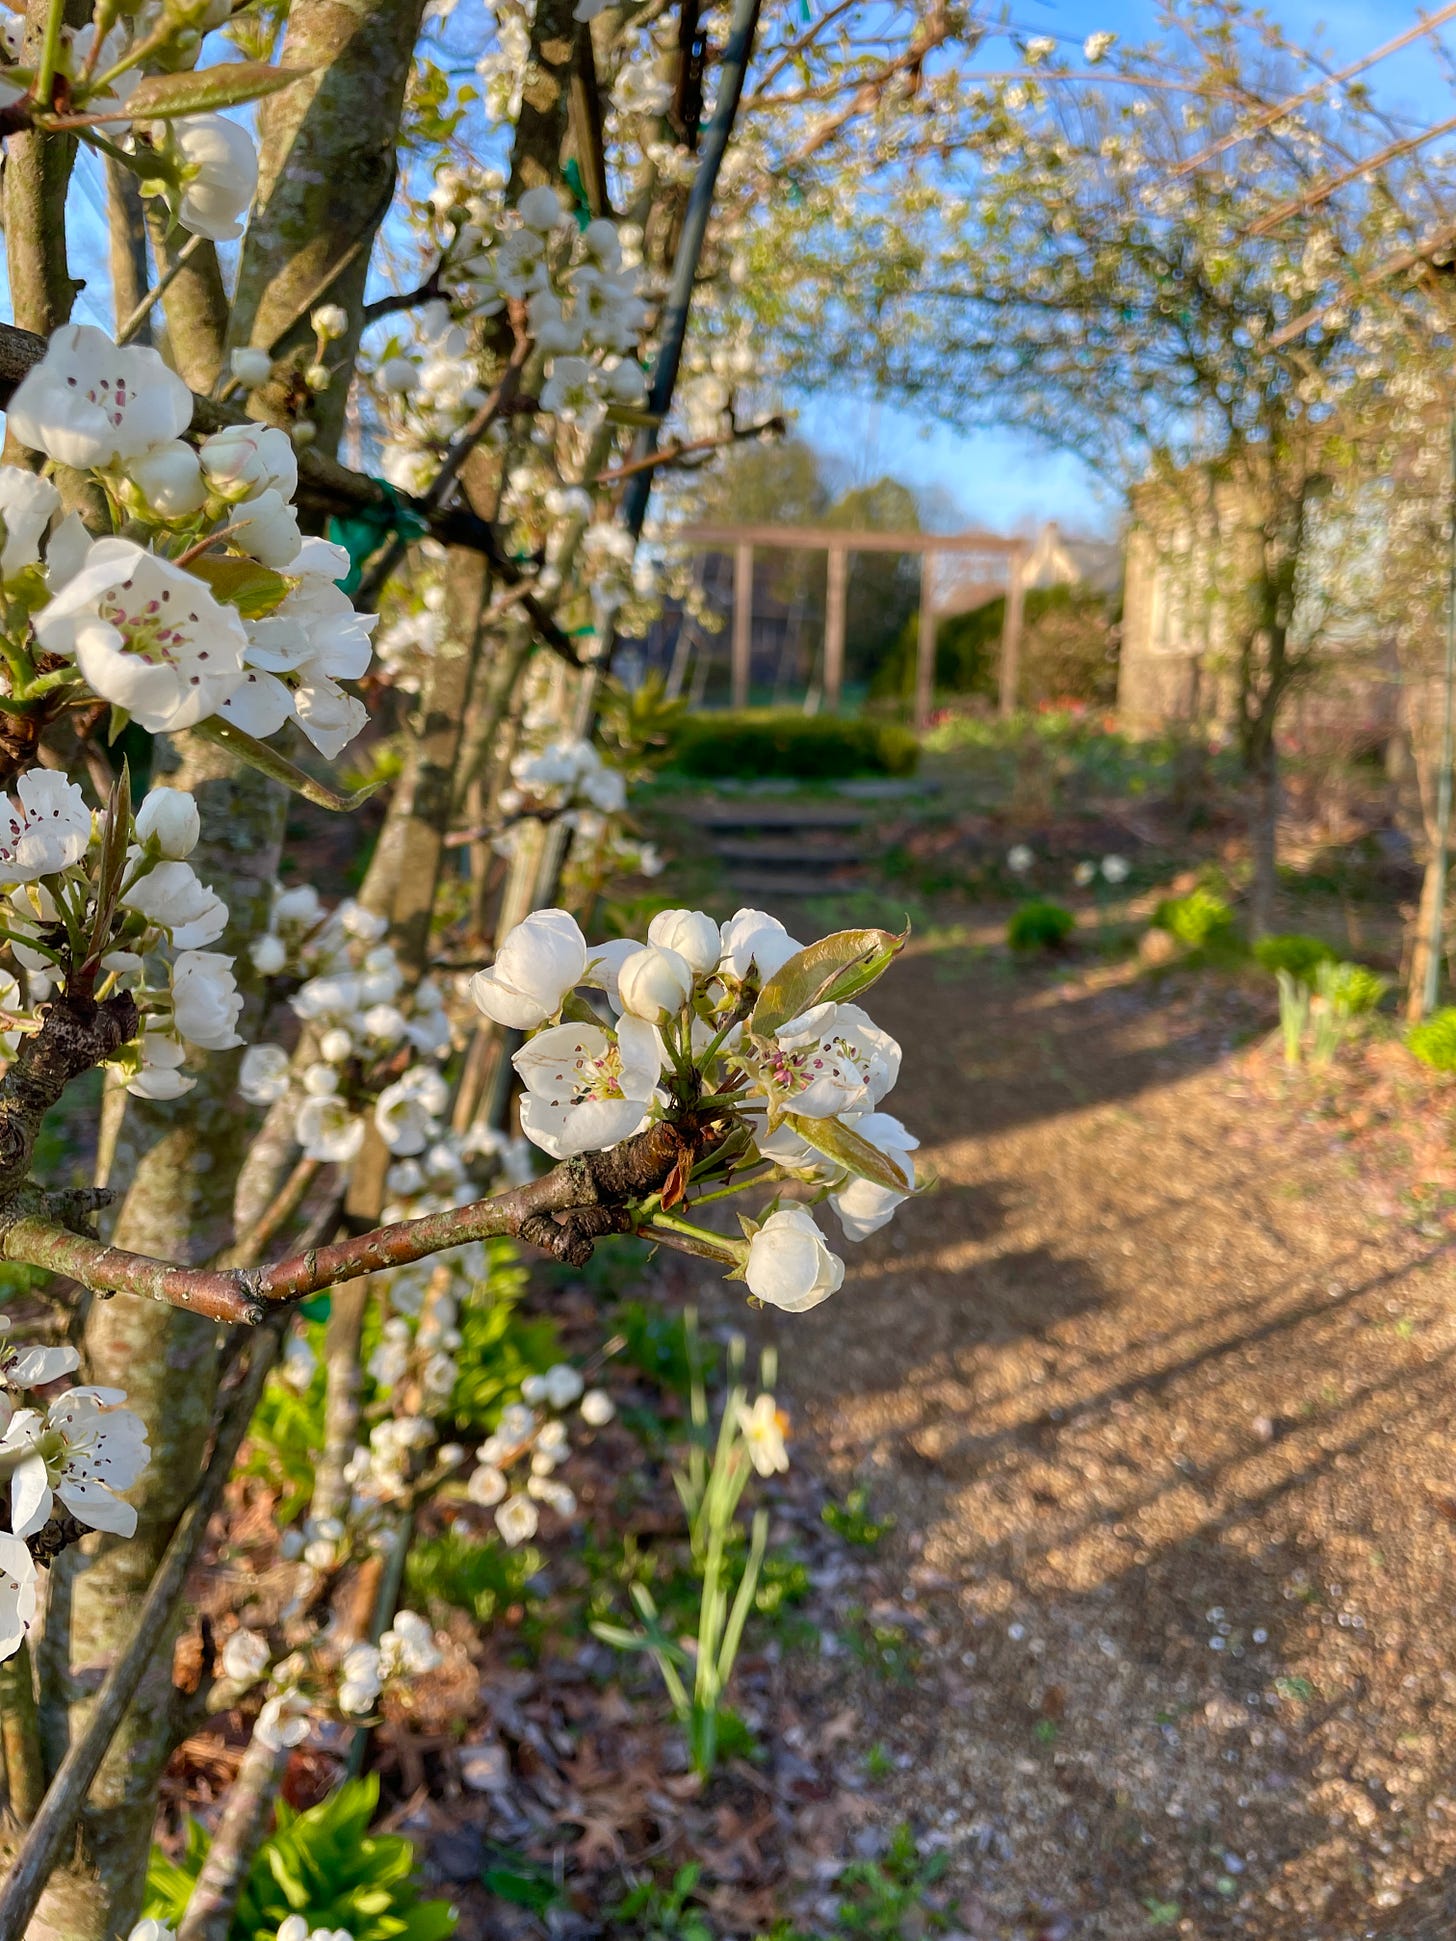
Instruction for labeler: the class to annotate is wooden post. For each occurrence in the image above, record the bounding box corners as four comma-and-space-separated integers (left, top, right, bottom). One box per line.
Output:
998, 544, 1027, 719
732, 541, 752, 707
915, 550, 937, 732
824, 543, 848, 712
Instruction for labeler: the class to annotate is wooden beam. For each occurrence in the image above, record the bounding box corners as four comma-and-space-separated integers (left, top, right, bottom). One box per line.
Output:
824, 544, 848, 713
915, 550, 937, 733
675, 520, 1020, 556
999, 546, 1028, 719
732, 541, 753, 707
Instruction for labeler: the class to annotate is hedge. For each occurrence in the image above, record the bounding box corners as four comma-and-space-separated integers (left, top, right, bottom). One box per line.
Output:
667, 710, 919, 781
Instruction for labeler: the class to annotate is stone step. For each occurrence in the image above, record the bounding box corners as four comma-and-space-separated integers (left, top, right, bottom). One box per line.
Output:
709, 837, 865, 868
683, 802, 867, 833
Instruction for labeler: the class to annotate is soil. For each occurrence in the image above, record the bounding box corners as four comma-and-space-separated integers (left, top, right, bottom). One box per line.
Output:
738, 931, 1456, 1938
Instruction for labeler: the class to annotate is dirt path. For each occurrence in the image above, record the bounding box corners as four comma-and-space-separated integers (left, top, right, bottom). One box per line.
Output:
773, 934, 1456, 1939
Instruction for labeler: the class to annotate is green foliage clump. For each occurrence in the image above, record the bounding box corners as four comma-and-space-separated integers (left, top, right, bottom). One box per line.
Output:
611, 1297, 711, 1397
667, 709, 918, 781
146, 1776, 456, 1941
404, 1527, 541, 1625
1408, 1007, 1456, 1071
1151, 887, 1237, 953
1320, 960, 1388, 1016
1007, 898, 1075, 952
241, 1318, 327, 1525
822, 1485, 895, 1548
1253, 933, 1337, 978
449, 1238, 560, 1430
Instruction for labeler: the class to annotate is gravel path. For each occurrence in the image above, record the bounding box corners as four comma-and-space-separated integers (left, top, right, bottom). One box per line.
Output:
771, 934, 1456, 1938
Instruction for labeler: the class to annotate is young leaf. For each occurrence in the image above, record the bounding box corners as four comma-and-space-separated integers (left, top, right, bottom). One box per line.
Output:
185, 553, 293, 620
85, 759, 132, 970
121, 62, 311, 120
193, 716, 382, 813
750, 927, 906, 1040
787, 1111, 911, 1191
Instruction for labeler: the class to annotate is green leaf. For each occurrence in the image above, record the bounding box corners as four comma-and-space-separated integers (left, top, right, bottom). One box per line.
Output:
192, 716, 382, 813
749, 927, 906, 1040
786, 1112, 910, 1192
186, 552, 293, 620
123, 62, 310, 119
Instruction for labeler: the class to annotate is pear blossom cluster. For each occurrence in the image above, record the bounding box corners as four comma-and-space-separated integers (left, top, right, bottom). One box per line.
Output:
214, 1601, 443, 1751
469, 904, 919, 1313
0, 1318, 150, 1664
0, 326, 376, 759
238, 887, 454, 1165
0, 772, 245, 1098
461, 1360, 615, 1549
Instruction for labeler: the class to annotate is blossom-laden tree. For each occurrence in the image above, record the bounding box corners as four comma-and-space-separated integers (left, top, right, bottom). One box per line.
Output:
746, 0, 1456, 934
0, 0, 999, 1930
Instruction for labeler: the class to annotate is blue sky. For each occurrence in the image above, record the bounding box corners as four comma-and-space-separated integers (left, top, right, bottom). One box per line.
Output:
801, 0, 1456, 539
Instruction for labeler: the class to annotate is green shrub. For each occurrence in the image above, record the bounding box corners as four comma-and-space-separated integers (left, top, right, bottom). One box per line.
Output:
405, 1527, 541, 1625
1151, 888, 1237, 953
667, 710, 918, 781
1409, 1007, 1456, 1071
1253, 933, 1337, 978
145, 1775, 457, 1941
449, 1237, 561, 1430
1321, 960, 1389, 1017
1007, 899, 1075, 952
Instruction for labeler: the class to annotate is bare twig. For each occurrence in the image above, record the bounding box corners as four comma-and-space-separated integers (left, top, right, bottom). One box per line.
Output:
594, 412, 784, 487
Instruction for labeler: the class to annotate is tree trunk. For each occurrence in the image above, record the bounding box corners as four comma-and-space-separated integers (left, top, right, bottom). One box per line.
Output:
1247, 734, 1280, 940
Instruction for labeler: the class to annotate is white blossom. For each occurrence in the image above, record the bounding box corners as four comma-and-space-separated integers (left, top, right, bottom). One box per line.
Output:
580, 1388, 615, 1427
0, 467, 60, 580
0, 1532, 36, 1663
374, 1065, 449, 1155
126, 440, 205, 519
379, 1608, 441, 1676
2, 1386, 150, 1539
35, 538, 248, 733
337, 1640, 382, 1714
134, 787, 200, 859
198, 423, 299, 504
718, 907, 801, 982
0, 1316, 79, 1390
295, 1094, 365, 1163
220, 1627, 270, 1685
469, 907, 587, 1029
615, 943, 692, 1022
512, 1017, 661, 1158
173, 113, 259, 241
647, 907, 720, 975
495, 1494, 539, 1545
229, 345, 272, 388
6, 325, 191, 470
831, 1112, 919, 1242
255, 1688, 311, 1751
0, 771, 91, 883
171, 950, 243, 1050
239, 1043, 291, 1104
744, 1206, 844, 1313
123, 861, 228, 949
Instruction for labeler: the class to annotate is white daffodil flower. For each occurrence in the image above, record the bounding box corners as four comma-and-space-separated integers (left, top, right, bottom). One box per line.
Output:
830, 1111, 920, 1242
6, 325, 192, 470
615, 943, 692, 1023
513, 1016, 661, 1158
134, 787, 200, 859
736, 1393, 790, 1476
0, 467, 60, 580
2, 1386, 150, 1539
469, 907, 588, 1029
744, 1206, 845, 1313
173, 113, 259, 242
0, 1315, 79, 1390
35, 537, 248, 733
0, 770, 92, 882
171, 950, 244, 1050
122, 861, 228, 950
0, 1532, 36, 1662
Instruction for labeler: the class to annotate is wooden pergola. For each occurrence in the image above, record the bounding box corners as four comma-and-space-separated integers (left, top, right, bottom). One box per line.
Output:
675, 523, 1032, 729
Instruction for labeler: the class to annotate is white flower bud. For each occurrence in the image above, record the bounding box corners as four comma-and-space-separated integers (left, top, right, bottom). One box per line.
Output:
580, 1388, 615, 1426
250, 933, 287, 975
311, 303, 348, 341
134, 787, 200, 859
744, 1206, 844, 1313
646, 907, 719, 975
615, 944, 692, 1022
229, 345, 273, 387
319, 1026, 353, 1063
127, 439, 205, 518
304, 362, 331, 392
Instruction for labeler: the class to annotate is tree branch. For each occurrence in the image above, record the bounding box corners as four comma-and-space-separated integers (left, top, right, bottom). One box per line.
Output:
0, 1116, 721, 1324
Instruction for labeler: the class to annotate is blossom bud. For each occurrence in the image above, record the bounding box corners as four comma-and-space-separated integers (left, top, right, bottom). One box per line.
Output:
291, 419, 318, 447
744, 1206, 844, 1313
647, 907, 719, 975
229, 344, 272, 388
304, 362, 331, 392
126, 439, 205, 518
311, 304, 348, 340
250, 933, 287, 975
319, 1027, 353, 1063
134, 786, 200, 859
615, 944, 692, 1022
199, 422, 298, 504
